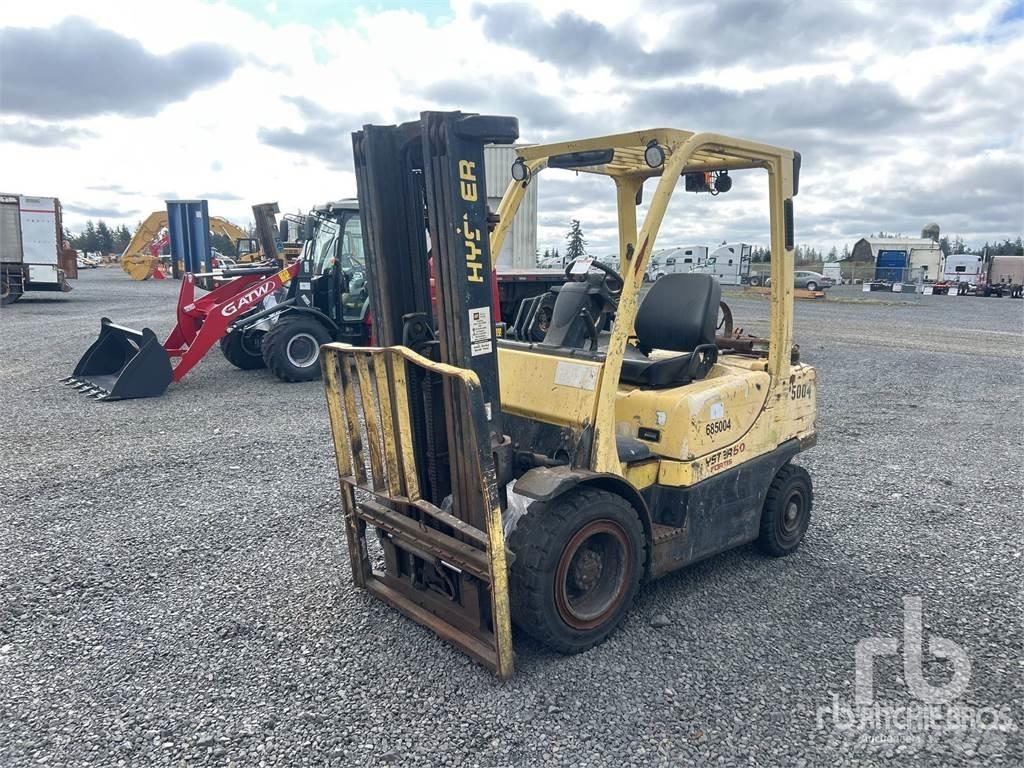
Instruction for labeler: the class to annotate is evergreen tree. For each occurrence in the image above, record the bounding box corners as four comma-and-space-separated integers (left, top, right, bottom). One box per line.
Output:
565, 220, 586, 264
82, 221, 98, 253
95, 221, 114, 253
117, 224, 132, 251
842, 243, 850, 260
211, 233, 237, 257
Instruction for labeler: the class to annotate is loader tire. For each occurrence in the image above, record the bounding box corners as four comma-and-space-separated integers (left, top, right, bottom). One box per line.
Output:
220, 329, 266, 370
262, 316, 332, 382
508, 488, 645, 654
756, 463, 812, 557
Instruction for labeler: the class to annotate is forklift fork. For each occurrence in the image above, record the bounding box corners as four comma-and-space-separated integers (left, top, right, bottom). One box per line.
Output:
321, 344, 513, 678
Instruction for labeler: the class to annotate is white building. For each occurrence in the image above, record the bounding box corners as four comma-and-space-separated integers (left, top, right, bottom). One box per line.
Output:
850, 237, 943, 282
484, 145, 538, 269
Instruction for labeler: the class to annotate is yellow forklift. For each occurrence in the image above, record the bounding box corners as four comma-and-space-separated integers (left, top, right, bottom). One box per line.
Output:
321, 114, 817, 679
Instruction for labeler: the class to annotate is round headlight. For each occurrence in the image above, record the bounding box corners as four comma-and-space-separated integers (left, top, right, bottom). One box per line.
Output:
644, 140, 665, 168
714, 171, 732, 193
511, 158, 530, 183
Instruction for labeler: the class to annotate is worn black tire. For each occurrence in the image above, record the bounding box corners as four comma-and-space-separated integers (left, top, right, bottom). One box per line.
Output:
220, 329, 266, 370
748, 275, 762, 287
757, 463, 812, 557
1, 277, 22, 305
508, 488, 646, 654
262, 315, 332, 382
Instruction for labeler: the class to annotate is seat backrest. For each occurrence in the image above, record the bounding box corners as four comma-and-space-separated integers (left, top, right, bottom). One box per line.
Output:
635, 273, 721, 352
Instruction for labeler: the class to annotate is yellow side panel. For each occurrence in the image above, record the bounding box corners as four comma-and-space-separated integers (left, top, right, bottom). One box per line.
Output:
497, 345, 601, 427
767, 363, 817, 441
614, 364, 771, 461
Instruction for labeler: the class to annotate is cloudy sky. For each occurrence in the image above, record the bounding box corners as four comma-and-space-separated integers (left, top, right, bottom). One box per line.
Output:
1, 0, 1021, 256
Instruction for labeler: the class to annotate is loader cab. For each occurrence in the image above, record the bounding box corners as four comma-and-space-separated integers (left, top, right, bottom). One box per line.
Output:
303, 200, 369, 338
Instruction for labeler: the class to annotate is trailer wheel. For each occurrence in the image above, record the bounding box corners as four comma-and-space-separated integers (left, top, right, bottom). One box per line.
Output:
1, 275, 23, 305
219, 329, 266, 370
262, 315, 332, 382
508, 488, 645, 654
757, 463, 813, 557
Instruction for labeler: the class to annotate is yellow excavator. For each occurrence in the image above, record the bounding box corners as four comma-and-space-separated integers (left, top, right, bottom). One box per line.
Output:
120, 212, 254, 280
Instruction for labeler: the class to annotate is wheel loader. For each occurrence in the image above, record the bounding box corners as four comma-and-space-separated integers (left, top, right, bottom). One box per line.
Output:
64, 201, 365, 399
320, 113, 817, 680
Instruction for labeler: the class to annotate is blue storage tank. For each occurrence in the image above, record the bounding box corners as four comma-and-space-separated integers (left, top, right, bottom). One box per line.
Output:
875, 249, 908, 282
166, 200, 211, 278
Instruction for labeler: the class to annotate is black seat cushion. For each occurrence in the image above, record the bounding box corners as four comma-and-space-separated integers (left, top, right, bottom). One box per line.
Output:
621, 273, 720, 387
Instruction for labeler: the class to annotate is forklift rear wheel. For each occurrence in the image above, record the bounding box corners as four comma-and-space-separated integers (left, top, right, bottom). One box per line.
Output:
219, 329, 266, 370
508, 488, 645, 654
262, 316, 332, 382
757, 463, 812, 557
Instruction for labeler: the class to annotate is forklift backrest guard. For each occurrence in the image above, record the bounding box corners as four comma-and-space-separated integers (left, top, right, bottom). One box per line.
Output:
634, 273, 719, 352
490, 130, 798, 474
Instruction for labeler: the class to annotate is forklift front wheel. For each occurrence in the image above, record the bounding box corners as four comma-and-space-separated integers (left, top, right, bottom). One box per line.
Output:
508, 488, 645, 654
757, 463, 813, 557
262, 316, 332, 382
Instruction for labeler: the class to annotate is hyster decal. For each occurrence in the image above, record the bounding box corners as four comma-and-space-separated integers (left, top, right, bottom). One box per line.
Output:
704, 442, 746, 473
458, 155, 485, 284
221, 280, 277, 317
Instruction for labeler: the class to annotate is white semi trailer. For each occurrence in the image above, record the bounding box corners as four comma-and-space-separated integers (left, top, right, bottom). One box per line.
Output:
649, 243, 753, 285
1, 194, 74, 305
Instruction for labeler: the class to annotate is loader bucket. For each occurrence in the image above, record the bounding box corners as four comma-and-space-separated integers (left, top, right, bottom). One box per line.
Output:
63, 318, 173, 400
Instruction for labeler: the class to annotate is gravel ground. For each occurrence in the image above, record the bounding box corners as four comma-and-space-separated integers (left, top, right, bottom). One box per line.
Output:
1, 269, 1022, 767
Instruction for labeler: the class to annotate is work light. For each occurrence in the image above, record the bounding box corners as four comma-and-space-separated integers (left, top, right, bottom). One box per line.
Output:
511, 158, 530, 183
644, 140, 665, 168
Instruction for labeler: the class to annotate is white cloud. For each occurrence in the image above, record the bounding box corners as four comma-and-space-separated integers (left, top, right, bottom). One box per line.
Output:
0, 0, 1020, 255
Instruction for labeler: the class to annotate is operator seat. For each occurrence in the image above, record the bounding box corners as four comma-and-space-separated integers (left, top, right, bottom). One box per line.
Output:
620, 273, 720, 388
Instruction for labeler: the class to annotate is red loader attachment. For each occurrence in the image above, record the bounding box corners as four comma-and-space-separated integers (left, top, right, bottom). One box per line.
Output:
64, 263, 298, 400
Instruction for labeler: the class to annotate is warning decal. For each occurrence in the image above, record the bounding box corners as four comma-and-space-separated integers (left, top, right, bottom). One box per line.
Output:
469, 306, 492, 356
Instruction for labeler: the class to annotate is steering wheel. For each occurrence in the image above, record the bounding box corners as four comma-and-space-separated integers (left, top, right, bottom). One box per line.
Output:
564, 258, 625, 296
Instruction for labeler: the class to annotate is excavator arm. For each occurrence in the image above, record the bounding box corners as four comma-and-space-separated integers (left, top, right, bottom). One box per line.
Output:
121, 210, 252, 280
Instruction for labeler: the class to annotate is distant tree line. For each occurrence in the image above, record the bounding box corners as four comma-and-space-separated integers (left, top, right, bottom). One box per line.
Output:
64, 220, 133, 254
64, 220, 246, 258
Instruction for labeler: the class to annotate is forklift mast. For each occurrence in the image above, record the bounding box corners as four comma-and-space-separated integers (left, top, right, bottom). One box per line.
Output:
419, 112, 518, 438
322, 112, 519, 677
353, 112, 519, 513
